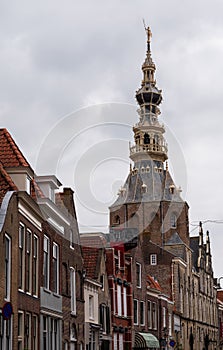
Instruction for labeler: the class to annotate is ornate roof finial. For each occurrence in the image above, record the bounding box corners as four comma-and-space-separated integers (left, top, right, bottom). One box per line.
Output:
146, 26, 152, 53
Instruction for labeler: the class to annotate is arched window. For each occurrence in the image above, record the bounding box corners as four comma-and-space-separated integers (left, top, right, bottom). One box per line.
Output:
113, 215, 120, 225
170, 213, 177, 228
154, 134, 159, 144
144, 133, 150, 144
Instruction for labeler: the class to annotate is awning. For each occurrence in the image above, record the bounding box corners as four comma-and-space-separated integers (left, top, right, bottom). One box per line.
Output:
134, 332, 160, 349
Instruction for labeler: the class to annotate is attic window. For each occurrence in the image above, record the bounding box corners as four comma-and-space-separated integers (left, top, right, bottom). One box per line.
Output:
150, 254, 157, 265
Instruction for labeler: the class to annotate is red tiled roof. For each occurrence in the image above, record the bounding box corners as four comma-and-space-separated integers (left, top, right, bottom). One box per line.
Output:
0, 161, 18, 205
0, 128, 31, 168
147, 274, 162, 292
82, 246, 101, 280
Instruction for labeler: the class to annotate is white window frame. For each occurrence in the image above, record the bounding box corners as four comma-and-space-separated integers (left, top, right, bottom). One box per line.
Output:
33, 315, 38, 350
113, 333, 117, 350
140, 301, 145, 326
0, 312, 12, 350
19, 223, 25, 291
152, 302, 157, 330
70, 268, 76, 315
5, 234, 11, 301
53, 242, 59, 294
18, 311, 24, 350
168, 313, 172, 337
134, 299, 138, 325
150, 254, 157, 266
26, 229, 32, 294
136, 262, 142, 288
33, 235, 39, 297
89, 295, 94, 320
163, 306, 166, 328
117, 284, 122, 316
25, 313, 31, 350
148, 300, 152, 329
119, 333, 124, 350
123, 287, 127, 317
43, 236, 50, 290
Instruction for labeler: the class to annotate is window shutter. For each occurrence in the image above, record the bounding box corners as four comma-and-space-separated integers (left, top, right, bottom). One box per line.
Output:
106, 306, 110, 333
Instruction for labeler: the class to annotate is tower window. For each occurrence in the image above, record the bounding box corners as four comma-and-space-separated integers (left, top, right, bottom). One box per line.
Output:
170, 214, 177, 228
144, 133, 150, 144
113, 215, 120, 225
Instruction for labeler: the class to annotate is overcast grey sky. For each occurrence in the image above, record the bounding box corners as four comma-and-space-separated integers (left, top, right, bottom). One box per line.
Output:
1, 1, 223, 278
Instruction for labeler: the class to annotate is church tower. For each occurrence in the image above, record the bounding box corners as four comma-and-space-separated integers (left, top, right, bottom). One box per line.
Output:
109, 27, 190, 247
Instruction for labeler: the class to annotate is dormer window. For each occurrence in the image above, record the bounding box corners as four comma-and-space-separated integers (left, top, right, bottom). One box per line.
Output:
169, 184, 175, 194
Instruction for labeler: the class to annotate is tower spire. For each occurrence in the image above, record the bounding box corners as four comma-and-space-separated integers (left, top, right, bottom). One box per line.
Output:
130, 26, 168, 164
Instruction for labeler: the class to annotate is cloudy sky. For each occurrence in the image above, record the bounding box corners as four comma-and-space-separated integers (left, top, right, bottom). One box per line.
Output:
1, 1, 223, 278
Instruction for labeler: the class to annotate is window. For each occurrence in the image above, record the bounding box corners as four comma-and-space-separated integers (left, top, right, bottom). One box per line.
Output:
152, 302, 157, 329
117, 285, 122, 316
43, 316, 48, 350
119, 333, 124, 350
25, 313, 31, 350
89, 295, 94, 320
26, 229, 32, 293
148, 301, 152, 329
5, 234, 11, 300
136, 263, 141, 288
0, 316, 12, 350
100, 274, 105, 291
26, 175, 31, 195
134, 299, 138, 325
123, 287, 127, 317
150, 254, 157, 266
163, 307, 166, 328
69, 230, 74, 249
140, 301, 145, 325
43, 236, 50, 289
53, 243, 59, 294
33, 235, 39, 296
18, 312, 24, 350
70, 268, 76, 314
100, 305, 110, 335
170, 213, 177, 228
113, 333, 117, 350
113, 215, 120, 225
19, 223, 25, 290
169, 313, 172, 336
33, 315, 38, 350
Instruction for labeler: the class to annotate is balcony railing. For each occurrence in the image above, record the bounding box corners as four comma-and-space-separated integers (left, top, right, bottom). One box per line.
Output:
130, 143, 168, 155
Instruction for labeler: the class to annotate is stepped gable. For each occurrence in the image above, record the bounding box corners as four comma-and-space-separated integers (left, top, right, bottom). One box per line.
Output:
0, 128, 31, 169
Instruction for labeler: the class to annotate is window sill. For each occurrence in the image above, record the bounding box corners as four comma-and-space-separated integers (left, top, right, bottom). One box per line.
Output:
43, 288, 51, 294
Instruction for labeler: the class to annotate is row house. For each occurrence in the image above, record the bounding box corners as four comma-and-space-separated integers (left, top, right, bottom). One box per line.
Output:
0, 128, 85, 350
217, 290, 223, 349
105, 242, 132, 350
80, 233, 112, 350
